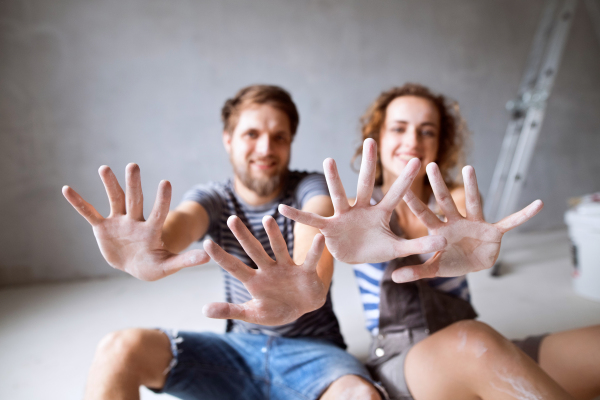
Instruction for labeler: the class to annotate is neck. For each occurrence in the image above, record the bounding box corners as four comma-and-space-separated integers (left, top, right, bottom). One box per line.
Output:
233, 176, 282, 206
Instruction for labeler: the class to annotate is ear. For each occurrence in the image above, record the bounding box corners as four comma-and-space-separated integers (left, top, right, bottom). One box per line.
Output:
222, 131, 232, 154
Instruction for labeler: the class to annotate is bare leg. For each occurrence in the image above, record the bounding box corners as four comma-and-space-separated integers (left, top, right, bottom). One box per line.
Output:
404, 320, 574, 400
539, 325, 600, 400
84, 329, 173, 400
320, 375, 381, 400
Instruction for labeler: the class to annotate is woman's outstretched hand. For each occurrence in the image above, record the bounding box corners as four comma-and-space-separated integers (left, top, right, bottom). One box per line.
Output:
278, 139, 447, 264
62, 164, 210, 281
202, 215, 328, 326
392, 163, 544, 283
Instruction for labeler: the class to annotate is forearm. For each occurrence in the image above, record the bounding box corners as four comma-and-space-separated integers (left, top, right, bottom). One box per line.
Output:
292, 195, 335, 288
161, 202, 209, 253
293, 223, 334, 288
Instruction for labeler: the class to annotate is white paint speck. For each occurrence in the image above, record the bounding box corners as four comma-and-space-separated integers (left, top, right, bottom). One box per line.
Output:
457, 330, 467, 351
474, 340, 488, 358
491, 368, 543, 400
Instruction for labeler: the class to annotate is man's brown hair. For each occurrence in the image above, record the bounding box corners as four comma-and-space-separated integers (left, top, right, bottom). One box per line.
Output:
354, 83, 470, 188
221, 85, 300, 136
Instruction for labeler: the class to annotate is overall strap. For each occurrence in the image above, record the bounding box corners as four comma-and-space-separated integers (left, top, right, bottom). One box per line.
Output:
373, 187, 426, 333
224, 184, 258, 270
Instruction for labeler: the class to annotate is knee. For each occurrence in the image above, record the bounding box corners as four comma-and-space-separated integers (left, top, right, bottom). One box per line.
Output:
321, 375, 381, 400
447, 320, 514, 361
94, 329, 150, 369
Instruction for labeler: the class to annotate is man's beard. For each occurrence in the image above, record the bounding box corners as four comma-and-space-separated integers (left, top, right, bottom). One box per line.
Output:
232, 157, 289, 197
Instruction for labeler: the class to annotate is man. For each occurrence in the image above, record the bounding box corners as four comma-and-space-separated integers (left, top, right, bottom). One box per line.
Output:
63, 85, 384, 400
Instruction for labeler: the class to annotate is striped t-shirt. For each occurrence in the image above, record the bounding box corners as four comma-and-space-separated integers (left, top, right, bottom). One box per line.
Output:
183, 171, 345, 347
353, 195, 471, 336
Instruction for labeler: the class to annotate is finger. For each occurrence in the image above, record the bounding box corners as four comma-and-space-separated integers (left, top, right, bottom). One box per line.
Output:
494, 200, 544, 234
426, 163, 461, 221
125, 163, 144, 220
278, 204, 327, 230
403, 189, 444, 230
302, 233, 325, 271
203, 239, 256, 282
462, 166, 483, 221
202, 302, 250, 321
148, 180, 171, 227
323, 158, 350, 213
263, 216, 290, 262
378, 158, 420, 212
160, 249, 210, 277
355, 138, 377, 207
391, 256, 441, 283
392, 235, 447, 258
62, 185, 104, 225
98, 165, 126, 216
227, 216, 274, 266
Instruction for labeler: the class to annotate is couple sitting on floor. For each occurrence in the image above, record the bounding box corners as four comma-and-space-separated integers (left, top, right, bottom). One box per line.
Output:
64, 84, 600, 400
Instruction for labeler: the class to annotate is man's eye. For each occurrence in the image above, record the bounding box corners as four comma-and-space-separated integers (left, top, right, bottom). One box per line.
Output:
246, 132, 258, 139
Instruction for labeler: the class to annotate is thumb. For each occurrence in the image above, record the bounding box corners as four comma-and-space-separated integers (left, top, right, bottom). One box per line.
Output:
302, 233, 325, 271
203, 302, 248, 320
161, 249, 210, 276
391, 256, 440, 283
393, 235, 447, 258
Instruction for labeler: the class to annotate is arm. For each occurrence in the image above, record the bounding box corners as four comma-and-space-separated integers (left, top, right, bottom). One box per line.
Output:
198, 184, 333, 326
62, 164, 210, 281
278, 139, 447, 264
393, 163, 544, 282
292, 195, 335, 288
161, 201, 210, 253
202, 215, 328, 326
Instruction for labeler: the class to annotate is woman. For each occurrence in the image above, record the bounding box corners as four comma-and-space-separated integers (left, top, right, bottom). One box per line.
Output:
280, 84, 600, 400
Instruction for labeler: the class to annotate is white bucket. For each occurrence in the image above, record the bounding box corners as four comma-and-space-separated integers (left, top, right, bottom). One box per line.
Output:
565, 194, 600, 302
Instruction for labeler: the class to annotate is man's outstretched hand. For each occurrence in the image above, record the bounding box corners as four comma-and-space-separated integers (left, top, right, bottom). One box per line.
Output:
392, 163, 544, 283
62, 163, 209, 281
203, 215, 327, 326
278, 138, 447, 264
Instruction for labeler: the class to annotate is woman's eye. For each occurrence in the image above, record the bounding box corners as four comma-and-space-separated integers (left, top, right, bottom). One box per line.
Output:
246, 132, 258, 139
421, 130, 436, 137
392, 127, 405, 133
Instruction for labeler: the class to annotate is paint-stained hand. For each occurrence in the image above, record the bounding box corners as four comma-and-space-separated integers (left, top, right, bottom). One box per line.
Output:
62, 164, 209, 281
278, 139, 447, 264
393, 163, 544, 282
203, 215, 327, 326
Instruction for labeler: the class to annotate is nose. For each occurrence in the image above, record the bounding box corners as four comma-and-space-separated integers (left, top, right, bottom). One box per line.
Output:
255, 133, 272, 156
402, 126, 419, 148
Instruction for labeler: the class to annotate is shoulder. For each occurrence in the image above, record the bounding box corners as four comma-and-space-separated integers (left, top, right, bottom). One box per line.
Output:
289, 170, 326, 188
288, 170, 329, 206
182, 180, 230, 204
288, 171, 329, 196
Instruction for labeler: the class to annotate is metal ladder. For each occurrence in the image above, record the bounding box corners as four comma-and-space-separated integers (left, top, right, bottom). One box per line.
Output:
486, 0, 600, 276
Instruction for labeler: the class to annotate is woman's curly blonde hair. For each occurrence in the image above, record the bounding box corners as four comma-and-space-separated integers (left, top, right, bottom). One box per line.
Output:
354, 83, 470, 189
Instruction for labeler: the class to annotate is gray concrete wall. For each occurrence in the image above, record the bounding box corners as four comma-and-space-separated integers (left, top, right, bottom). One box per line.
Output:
1, 0, 599, 285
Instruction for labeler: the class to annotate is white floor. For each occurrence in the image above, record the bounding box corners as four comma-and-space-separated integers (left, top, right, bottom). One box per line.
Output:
1, 229, 599, 400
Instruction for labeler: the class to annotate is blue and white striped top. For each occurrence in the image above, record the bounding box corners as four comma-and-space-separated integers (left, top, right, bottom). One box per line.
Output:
353, 195, 471, 336
183, 171, 345, 347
